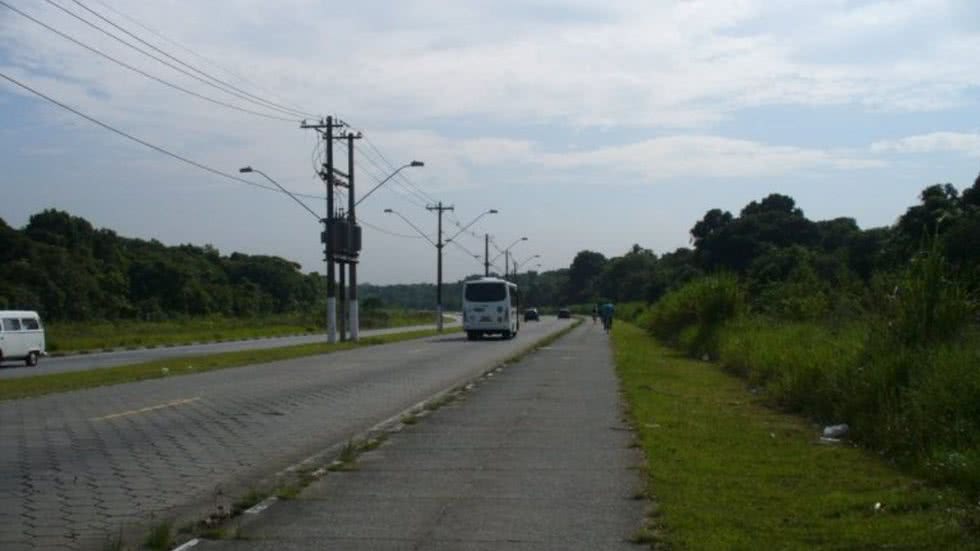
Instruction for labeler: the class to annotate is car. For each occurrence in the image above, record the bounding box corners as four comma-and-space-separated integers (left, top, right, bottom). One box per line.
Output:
557, 308, 572, 319
523, 308, 540, 321
0, 310, 46, 367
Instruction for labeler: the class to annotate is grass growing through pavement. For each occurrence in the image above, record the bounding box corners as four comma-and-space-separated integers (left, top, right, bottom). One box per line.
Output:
613, 322, 979, 549
0, 327, 460, 401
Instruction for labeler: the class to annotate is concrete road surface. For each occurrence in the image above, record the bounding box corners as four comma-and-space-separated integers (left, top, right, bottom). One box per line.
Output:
0, 317, 568, 550
196, 321, 643, 550
0, 318, 460, 379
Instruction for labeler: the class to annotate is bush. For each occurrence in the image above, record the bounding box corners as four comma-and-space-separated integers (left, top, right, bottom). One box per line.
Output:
647, 274, 744, 357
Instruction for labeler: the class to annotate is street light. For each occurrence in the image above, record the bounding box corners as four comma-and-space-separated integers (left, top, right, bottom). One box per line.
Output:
240, 165, 329, 338
515, 254, 541, 273
239, 167, 321, 221
385, 208, 497, 332
490, 236, 528, 281
354, 161, 424, 207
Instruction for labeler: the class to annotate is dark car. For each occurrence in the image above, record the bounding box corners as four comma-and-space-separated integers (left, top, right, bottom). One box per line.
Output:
557, 308, 572, 319
523, 308, 540, 321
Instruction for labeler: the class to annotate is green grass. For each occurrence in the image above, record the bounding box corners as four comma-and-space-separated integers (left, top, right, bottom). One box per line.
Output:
45, 309, 441, 353
613, 322, 979, 550
142, 520, 174, 551
1, 327, 460, 401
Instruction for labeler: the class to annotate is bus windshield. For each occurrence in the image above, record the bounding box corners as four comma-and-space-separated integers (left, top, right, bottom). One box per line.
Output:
465, 282, 507, 302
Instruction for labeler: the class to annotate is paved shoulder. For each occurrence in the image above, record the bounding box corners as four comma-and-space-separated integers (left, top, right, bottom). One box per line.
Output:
201, 321, 644, 550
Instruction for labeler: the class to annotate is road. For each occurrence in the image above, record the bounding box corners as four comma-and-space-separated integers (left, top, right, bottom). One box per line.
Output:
198, 321, 642, 550
0, 318, 460, 379
0, 317, 570, 551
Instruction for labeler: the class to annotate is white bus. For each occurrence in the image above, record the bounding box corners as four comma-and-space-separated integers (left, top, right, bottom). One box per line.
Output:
462, 277, 520, 340
0, 310, 46, 367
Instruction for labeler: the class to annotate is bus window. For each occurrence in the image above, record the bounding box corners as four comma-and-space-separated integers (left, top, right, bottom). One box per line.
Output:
465, 282, 506, 302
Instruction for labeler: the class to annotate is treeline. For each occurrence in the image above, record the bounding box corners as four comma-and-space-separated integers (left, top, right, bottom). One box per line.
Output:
550, 176, 979, 311
0, 210, 325, 321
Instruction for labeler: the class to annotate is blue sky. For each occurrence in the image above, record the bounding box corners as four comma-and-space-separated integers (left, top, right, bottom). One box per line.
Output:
2, 0, 979, 284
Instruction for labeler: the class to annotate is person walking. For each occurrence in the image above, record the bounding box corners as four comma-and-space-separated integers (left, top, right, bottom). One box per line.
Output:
599, 302, 615, 332
591, 304, 599, 324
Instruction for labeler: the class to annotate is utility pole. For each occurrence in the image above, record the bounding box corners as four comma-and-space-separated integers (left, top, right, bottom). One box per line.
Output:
504, 250, 509, 282
347, 132, 359, 341
427, 201, 454, 332
484, 234, 490, 277
301, 116, 352, 344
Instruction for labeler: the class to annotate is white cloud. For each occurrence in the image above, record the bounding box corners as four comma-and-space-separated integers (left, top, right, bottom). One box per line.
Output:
870, 132, 980, 157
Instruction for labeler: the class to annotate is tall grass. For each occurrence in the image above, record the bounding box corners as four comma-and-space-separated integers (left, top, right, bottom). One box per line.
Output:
647, 273, 743, 357
644, 243, 980, 496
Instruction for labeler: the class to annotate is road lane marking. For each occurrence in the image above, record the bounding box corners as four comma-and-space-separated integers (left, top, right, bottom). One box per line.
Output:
90, 397, 201, 421
171, 539, 200, 551
244, 496, 278, 515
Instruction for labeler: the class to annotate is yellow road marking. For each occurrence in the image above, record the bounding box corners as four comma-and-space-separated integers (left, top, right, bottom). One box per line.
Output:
91, 397, 201, 421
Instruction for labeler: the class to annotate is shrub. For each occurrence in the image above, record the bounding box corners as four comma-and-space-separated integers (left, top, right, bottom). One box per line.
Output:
647, 274, 744, 357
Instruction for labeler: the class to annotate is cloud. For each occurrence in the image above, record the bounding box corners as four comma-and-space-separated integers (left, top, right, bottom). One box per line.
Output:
535, 136, 884, 181
870, 132, 980, 157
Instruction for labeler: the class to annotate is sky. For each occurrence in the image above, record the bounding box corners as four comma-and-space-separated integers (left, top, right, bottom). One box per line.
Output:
1, 0, 979, 285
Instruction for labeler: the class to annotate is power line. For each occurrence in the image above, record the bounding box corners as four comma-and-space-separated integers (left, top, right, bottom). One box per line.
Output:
359, 218, 426, 240
35, 0, 303, 121
0, 0, 297, 122
87, 0, 316, 118
353, 143, 432, 207
0, 70, 325, 201
66, 0, 313, 119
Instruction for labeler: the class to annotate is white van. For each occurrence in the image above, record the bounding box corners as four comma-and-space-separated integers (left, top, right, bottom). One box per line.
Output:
0, 311, 46, 367
462, 278, 520, 340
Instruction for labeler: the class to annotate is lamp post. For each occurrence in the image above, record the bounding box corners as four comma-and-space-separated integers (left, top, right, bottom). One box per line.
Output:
346, 160, 422, 342
354, 161, 424, 207
490, 237, 528, 281
515, 254, 541, 275
386, 208, 497, 331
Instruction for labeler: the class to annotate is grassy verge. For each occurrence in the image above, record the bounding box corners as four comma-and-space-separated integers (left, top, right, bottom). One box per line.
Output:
613, 322, 979, 549
45, 310, 442, 353
2, 327, 460, 402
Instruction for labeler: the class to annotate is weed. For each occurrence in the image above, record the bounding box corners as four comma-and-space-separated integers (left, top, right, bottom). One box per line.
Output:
231, 489, 265, 516
142, 519, 173, 550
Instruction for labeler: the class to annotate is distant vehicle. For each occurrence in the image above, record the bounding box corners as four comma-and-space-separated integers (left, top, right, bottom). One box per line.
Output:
0, 310, 46, 367
557, 308, 572, 319
463, 277, 520, 340
523, 308, 540, 322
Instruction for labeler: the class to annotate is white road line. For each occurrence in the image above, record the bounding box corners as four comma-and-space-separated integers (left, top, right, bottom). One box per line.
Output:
90, 397, 201, 421
244, 496, 278, 515
171, 538, 200, 551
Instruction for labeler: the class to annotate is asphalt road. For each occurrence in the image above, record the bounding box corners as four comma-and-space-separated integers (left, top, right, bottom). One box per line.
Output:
0, 319, 460, 379
0, 317, 571, 550
198, 321, 642, 550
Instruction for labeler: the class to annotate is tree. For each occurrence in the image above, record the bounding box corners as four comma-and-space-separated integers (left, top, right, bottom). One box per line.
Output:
565, 250, 607, 304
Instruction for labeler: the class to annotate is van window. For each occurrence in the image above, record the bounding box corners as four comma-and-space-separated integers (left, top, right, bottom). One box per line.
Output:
3, 318, 22, 331
465, 282, 507, 302
21, 318, 40, 330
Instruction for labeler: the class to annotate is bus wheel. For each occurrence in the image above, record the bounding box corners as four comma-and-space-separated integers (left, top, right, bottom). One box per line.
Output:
26, 351, 39, 367
501, 330, 512, 340
467, 331, 480, 341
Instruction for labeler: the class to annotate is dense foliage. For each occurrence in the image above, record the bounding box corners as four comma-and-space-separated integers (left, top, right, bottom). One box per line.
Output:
628, 173, 980, 497
0, 210, 325, 321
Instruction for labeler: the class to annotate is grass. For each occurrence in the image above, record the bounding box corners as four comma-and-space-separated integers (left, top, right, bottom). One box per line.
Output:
45, 309, 443, 353
142, 520, 173, 551
613, 322, 980, 550
1, 327, 460, 401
